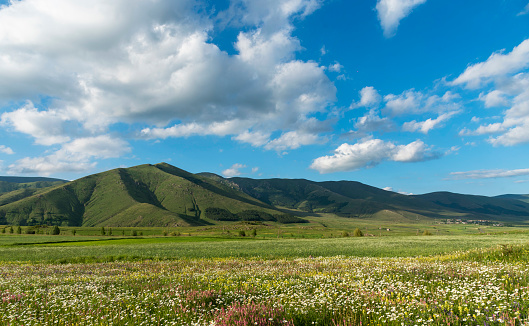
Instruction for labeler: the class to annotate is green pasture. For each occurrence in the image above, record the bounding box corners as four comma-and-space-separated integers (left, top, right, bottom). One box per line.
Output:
0, 231, 528, 263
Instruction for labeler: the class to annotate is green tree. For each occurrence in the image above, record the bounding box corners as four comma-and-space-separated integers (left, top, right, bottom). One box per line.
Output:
72, 229, 76, 236
9, 226, 13, 234
251, 229, 257, 237
238, 230, 246, 237
1, 228, 5, 234
108, 228, 113, 236
101, 227, 106, 236
52, 225, 60, 235
16, 226, 21, 234
132, 230, 137, 236
353, 228, 363, 237
423, 230, 432, 236
342, 231, 349, 237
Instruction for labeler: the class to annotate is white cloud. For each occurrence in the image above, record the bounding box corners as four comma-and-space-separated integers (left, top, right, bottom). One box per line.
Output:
0, 101, 71, 145
402, 111, 459, 134
384, 90, 423, 115
479, 90, 509, 108
517, 3, 529, 16
0, 0, 334, 153
452, 39, 529, 88
0, 145, 14, 155
264, 131, 322, 151
251, 167, 259, 173
354, 109, 394, 133
449, 168, 529, 180
222, 163, 246, 177
310, 138, 439, 173
384, 90, 459, 116
376, 0, 427, 38
233, 130, 271, 147
328, 62, 343, 73
352, 86, 381, 108
7, 135, 130, 176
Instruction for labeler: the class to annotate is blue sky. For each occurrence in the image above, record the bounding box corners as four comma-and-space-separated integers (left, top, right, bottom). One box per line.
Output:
0, 0, 528, 196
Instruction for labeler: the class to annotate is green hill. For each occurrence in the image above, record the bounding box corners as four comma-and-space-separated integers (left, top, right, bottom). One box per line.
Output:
495, 194, 529, 204
224, 177, 529, 222
0, 163, 287, 227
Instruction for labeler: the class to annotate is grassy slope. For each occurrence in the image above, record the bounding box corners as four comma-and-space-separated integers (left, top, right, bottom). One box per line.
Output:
228, 177, 529, 221
0, 163, 284, 227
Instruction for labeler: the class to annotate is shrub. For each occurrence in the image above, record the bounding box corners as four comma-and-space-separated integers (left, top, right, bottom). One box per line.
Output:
51, 225, 60, 235
423, 230, 432, 236
101, 227, 106, 236
72, 229, 76, 236
16, 226, 21, 234
1, 228, 5, 234
162, 231, 168, 236
342, 231, 349, 237
353, 228, 363, 237
9, 226, 13, 234
205, 207, 238, 221
251, 229, 257, 237
238, 230, 246, 237
132, 230, 137, 236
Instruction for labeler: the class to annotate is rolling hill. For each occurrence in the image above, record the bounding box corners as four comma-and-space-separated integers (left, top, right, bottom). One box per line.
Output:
0, 163, 289, 227
1, 163, 529, 227
219, 177, 529, 222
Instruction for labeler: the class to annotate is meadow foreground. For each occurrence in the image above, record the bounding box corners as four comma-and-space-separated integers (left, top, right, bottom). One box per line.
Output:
1, 243, 528, 326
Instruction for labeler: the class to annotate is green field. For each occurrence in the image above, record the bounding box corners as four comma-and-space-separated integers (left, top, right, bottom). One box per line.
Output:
1, 222, 529, 325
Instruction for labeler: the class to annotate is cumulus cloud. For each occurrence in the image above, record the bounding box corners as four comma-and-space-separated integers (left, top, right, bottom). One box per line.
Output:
8, 135, 131, 175
383, 90, 459, 116
264, 130, 322, 151
402, 111, 459, 134
376, 0, 427, 38
0, 101, 71, 145
352, 86, 382, 108
354, 109, 394, 133
452, 39, 529, 88
0, 145, 14, 155
310, 138, 439, 173
449, 168, 529, 180
222, 163, 246, 177
0, 0, 335, 157
479, 90, 509, 108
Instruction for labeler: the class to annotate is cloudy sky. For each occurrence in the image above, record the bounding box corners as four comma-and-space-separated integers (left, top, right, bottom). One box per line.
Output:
0, 0, 528, 196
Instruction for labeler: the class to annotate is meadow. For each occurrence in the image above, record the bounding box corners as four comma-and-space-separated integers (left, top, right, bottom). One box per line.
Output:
0, 224, 529, 325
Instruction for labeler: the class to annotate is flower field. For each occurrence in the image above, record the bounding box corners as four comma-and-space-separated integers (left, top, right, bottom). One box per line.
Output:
1, 246, 528, 325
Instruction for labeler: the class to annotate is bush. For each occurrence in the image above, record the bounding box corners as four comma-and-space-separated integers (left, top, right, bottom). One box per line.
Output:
132, 230, 137, 236
274, 214, 308, 224
162, 230, 168, 236
250, 229, 257, 237
353, 228, 363, 237
238, 230, 246, 237
205, 207, 238, 221
16, 226, 21, 234
423, 230, 432, 236
72, 229, 76, 236
342, 231, 349, 237
51, 225, 60, 235
9, 226, 13, 234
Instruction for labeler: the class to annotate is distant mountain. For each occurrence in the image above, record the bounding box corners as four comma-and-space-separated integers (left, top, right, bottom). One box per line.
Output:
495, 194, 529, 204
219, 177, 529, 222
1, 163, 529, 227
0, 163, 287, 227
0, 177, 68, 206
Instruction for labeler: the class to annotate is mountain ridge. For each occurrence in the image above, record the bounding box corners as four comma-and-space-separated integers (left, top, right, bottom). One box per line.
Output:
0, 163, 528, 226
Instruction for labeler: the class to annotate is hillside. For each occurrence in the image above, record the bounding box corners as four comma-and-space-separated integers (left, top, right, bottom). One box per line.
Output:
496, 194, 529, 204
2, 163, 529, 227
0, 163, 288, 227
222, 177, 529, 222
